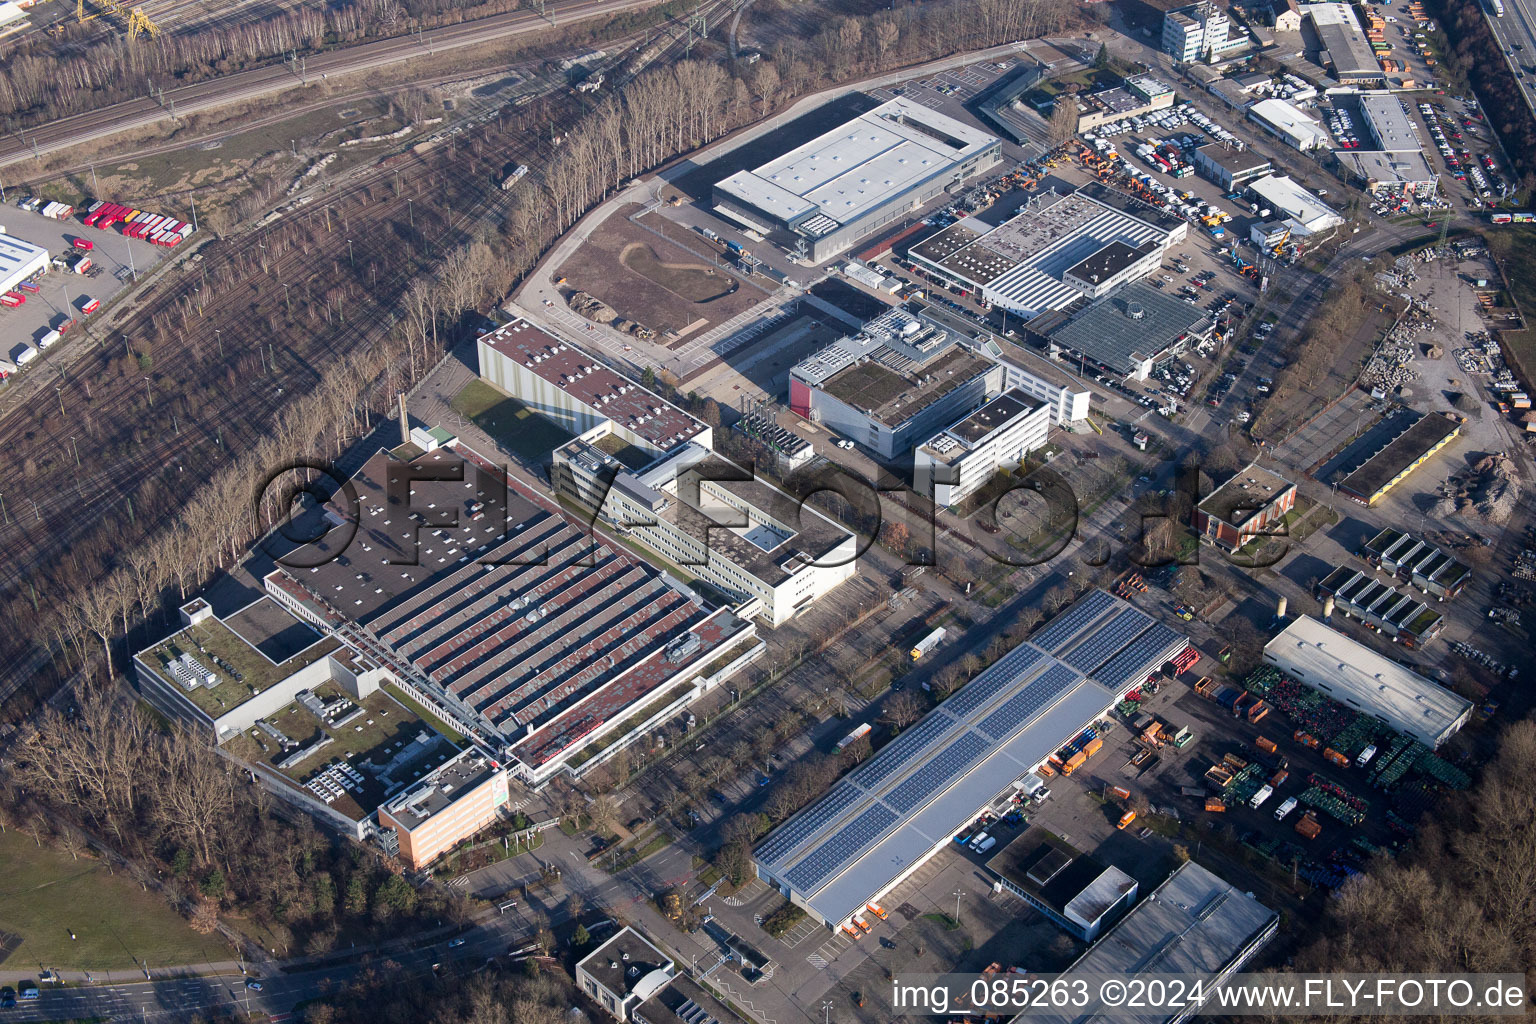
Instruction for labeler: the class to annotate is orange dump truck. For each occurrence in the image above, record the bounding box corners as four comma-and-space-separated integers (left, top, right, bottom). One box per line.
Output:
1295, 811, 1322, 839
1107, 785, 1131, 802
1323, 748, 1350, 767
1294, 731, 1322, 750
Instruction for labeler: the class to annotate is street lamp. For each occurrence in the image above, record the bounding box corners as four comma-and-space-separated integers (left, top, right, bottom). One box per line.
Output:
953, 888, 966, 925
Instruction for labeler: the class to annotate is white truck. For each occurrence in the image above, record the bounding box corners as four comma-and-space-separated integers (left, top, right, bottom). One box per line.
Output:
1249, 784, 1274, 809
1274, 797, 1298, 821
1355, 744, 1378, 767
910, 627, 946, 660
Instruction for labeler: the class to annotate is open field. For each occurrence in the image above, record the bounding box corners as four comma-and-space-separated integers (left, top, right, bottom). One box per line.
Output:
0, 831, 226, 972
555, 212, 760, 337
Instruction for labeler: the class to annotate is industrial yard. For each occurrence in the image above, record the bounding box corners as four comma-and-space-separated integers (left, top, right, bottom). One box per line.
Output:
3, 0, 1536, 1015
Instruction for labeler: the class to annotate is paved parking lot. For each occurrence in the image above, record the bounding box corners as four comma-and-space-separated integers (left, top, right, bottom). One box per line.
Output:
0, 202, 167, 376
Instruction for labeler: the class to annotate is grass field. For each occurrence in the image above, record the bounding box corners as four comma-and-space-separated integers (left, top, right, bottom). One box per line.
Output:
451, 379, 575, 463
0, 831, 227, 972
1486, 227, 1536, 384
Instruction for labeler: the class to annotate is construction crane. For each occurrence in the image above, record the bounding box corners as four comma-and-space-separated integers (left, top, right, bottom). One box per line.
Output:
76, 0, 159, 38
1270, 227, 1291, 257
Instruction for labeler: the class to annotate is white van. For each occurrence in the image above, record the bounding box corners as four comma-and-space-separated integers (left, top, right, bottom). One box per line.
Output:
975, 836, 997, 854
1274, 797, 1298, 821
968, 831, 990, 853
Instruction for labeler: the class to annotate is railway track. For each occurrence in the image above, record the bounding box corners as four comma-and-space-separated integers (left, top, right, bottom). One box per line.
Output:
0, 0, 732, 704
0, 0, 671, 169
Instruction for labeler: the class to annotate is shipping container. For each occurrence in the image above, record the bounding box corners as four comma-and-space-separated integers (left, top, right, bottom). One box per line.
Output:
1107, 785, 1131, 802
1295, 811, 1322, 839
18, 281, 40, 293
1255, 736, 1279, 755
79, 297, 100, 314
0, 293, 23, 308
73, 257, 92, 275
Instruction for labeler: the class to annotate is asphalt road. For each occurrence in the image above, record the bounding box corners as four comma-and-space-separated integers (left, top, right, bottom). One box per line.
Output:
0, 0, 669, 170
1484, 0, 1536, 112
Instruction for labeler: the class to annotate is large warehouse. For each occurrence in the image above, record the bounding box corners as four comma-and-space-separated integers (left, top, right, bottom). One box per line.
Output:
1334, 407, 1460, 505
0, 231, 49, 295
712, 97, 1002, 263
1043, 281, 1216, 382
753, 589, 1190, 931
1263, 616, 1472, 748
1015, 861, 1279, 1024
477, 319, 711, 457
908, 183, 1186, 318
1303, 2, 1384, 82
263, 444, 759, 788
788, 306, 1003, 459
1247, 174, 1345, 238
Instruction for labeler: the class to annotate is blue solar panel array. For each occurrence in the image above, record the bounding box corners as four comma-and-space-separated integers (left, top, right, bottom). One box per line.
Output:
1030, 589, 1116, 653
883, 732, 990, 814
851, 712, 953, 790
1088, 624, 1182, 692
976, 663, 1082, 741
784, 803, 899, 891
944, 643, 1044, 719
756, 782, 863, 864
1061, 607, 1153, 673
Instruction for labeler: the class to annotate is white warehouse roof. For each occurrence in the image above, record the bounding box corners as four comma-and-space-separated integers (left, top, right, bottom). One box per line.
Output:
0, 1, 28, 28
715, 97, 998, 229
1248, 174, 1344, 235
0, 231, 49, 295
1360, 95, 1420, 152
1262, 616, 1472, 749
1248, 98, 1330, 150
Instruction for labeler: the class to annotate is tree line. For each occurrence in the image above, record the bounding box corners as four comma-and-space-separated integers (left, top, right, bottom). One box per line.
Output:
5, 689, 472, 957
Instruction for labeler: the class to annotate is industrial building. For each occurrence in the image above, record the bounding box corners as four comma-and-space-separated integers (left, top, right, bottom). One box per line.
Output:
1246, 174, 1345, 238
1316, 567, 1444, 646
1334, 408, 1460, 505
909, 300, 1093, 424
1360, 528, 1471, 599
477, 318, 711, 458
0, 1, 28, 31
1073, 78, 1177, 132
1193, 143, 1273, 191
1013, 861, 1279, 1024
377, 749, 511, 869
987, 829, 1139, 941
0, 231, 49, 296
552, 431, 858, 628
1195, 463, 1297, 553
753, 589, 1191, 931
576, 927, 676, 1021
1263, 616, 1472, 748
908, 184, 1186, 318
788, 306, 1003, 458
1341, 96, 1438, 194
1042, 281, 1215, 382
1162, 3, 1248, 63
913, 388, 1053, 507
1247, 98, 1331, 151
711, 97, 1002, 263
1303, 3, 1384, 82
262, 444, 760, 789
133, 596, 468, 847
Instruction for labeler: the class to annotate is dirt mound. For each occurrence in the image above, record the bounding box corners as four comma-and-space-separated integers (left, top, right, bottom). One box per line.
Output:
568, 291, 656, 341
569, 291, 617, 324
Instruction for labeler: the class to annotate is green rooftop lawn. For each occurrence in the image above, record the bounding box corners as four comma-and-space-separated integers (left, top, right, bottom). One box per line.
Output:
138, 617, 337, 718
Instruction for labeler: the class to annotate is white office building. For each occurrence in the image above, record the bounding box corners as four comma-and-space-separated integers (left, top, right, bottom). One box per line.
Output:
1162, 3, 1246, 62
1247, 174, 1345, 236
553, 433, 858, 628
913, 388, 1052, 507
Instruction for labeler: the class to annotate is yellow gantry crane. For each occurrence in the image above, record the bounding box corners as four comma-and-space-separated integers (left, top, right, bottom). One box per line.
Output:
75, 0, 160, 39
